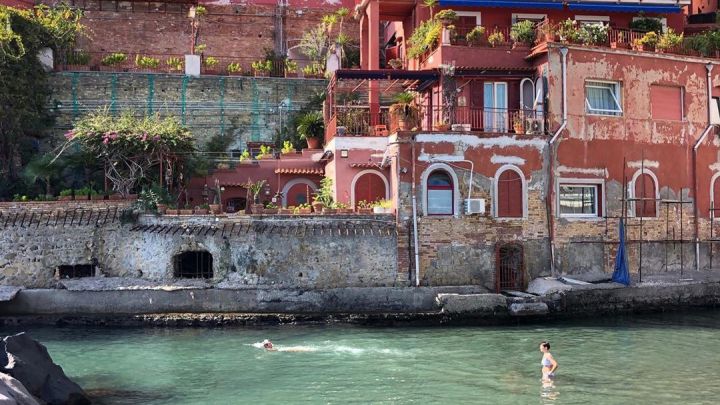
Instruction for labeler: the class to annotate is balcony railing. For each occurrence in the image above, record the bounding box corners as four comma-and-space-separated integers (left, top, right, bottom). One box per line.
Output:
449, 26, 513, 47
328, 106, 391, 138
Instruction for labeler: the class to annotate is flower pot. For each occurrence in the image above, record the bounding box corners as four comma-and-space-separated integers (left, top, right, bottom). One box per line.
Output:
285, 72, 298, 78
337, 208, 353, 214
311, 202, 325, 213
254, 70, 268, 77
194, 208, 209, 215
91, 194, 104, 201
358, 208, 373, 214
278, 208, 293, 215
513, 124, 524, 134
322, 208, 337, 215
58, 195, 73, 201
264, 208, 278, 215
109, 193, 123, 200
156, 203, 168, 214
166, 209, 179, 215
297, 208, 312, 215
209, 204, 221, 214
179, 209, 193, 215
251, 203, 265, 214
306, 137, 321, 149
373, 206, 386, 214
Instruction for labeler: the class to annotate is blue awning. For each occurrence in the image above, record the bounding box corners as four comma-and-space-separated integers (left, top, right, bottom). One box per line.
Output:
567, 3, 682, 14
438, 0, 564, 10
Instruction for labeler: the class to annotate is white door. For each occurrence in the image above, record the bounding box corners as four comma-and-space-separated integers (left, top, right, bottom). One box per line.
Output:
484, 82, 508, 132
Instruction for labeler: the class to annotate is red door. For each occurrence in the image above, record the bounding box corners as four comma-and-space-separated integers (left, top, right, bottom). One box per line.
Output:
497, 170, 522, 217
354, 173, 386, 206
287, 183, 314, 207
635, 173, 656, 217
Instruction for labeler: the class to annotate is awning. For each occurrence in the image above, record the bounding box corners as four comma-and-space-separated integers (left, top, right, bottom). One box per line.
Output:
439, 0, 564, 9
567, 3, 682, 13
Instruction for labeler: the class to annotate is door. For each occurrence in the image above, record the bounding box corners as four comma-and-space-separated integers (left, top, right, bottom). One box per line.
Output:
354, 172, 386, 207
484, 82, 508, 132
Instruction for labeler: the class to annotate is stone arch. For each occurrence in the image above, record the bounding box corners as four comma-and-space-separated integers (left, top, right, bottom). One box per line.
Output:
493, 164, 527, 218
420, 163, 461, 217
281, 178, 317, 207
630, 168, 659, 218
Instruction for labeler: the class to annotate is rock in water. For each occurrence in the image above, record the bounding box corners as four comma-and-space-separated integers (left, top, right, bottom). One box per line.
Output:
0, 373, 40, 405
1, 333, 90, 405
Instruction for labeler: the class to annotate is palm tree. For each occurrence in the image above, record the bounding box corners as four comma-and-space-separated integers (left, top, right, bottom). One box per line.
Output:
423, 0, 438, 19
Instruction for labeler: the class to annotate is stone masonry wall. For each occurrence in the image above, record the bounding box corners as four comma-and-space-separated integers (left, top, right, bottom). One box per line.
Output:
0, 206, 399, 289
48, 72, 327, 149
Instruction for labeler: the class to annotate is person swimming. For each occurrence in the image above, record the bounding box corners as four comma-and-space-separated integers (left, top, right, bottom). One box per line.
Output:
260, 339, 315, 353
262, 339, 277, 351
539, 341, 558, 382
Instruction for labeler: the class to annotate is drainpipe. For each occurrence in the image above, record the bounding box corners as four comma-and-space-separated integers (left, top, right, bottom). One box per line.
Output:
692, 63, 716, 273
411, 135, 420, 286
546, 47, 568, 276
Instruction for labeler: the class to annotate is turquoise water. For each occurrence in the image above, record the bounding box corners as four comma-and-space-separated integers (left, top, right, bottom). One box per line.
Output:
3, 311, 720, 404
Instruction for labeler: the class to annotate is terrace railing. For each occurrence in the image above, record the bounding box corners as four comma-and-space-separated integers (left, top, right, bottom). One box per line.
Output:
330, 106, 391, 137
421, 106, 545, 134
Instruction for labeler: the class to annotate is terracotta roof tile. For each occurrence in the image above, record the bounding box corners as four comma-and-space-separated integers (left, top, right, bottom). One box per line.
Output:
274, 168, 325, 175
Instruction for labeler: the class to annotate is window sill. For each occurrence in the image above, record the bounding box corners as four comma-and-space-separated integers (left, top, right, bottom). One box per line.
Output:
586, 113, 623, 118
559, 215, 603, 221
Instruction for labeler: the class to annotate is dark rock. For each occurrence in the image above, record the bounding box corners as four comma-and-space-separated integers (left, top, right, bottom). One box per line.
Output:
1, 332, 90, 405
0, 373, 40, 405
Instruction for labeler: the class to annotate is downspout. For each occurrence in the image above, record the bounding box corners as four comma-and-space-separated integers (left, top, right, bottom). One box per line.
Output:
692, 63, 715, 273
547, 47, 568, 276
411, 135, 421, 286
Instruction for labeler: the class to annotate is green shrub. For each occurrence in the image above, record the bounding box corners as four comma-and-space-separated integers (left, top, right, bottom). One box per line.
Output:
466, 26, 486, 45
227, 62, 242, 73
488, 31, 505, 47
434, 9, 458, 23
101, 53, 127, 66
578, 23, 608, 46
67, 49, 90, 65
135, 55, 160, 69
166, 57, 183, 71
407, 19, 442, 59
630, 15, 663, 33
510, 20, 536, 46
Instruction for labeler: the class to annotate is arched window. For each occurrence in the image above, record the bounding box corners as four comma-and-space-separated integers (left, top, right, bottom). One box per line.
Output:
496, 168, 523, 218
711, 173, 720, 219
632, 170, 658, 218
427, 170, 454, 215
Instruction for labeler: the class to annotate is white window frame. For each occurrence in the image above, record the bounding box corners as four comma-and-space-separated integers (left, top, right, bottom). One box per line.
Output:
420, 163, 461, 218
585, 80, 623, 116
493, 165, 528, 219
520, 78, 535, 111
632, 16, 667, 33
629, 169, 659, 219
512, 13, 547, 24
455, 11, 482, 26
575, 15, 610, 26
557, 178, 605, 219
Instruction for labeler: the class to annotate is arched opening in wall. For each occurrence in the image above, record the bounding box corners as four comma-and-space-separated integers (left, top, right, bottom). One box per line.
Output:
427, 170, 454, 215
495, 243, 524, 292
287, 183, 314, 206
634, 172, 657, 217
225, 198, 246, 214
174, 251, 213, 279
353, 172, 386, 207
712, 175, 720, 219
57, 264, 94, 279
496, 168, 523, 218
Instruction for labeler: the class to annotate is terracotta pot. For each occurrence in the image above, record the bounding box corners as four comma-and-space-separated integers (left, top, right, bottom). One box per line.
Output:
264, 208, 278, 215
109, 193, 123, 200
209, 204, 221, 214
166, 209, 179, 215
194, 208, 209, 215
156, 203, 168, 214
514, 124, 524, 134
338, 208, 353, 214
285, 72, 298, 78
297, 208, 312, 215
311, 202, 325, 213
322, 208, 337, 215
251, 203, 265, 214
91, 194, 104, 201
358, 208, 373, 214
254, 70, 268, 77
58, 196, 73, 201
306, 137, 321, 149
179, 209, 193, 215
278, 208, 293, 215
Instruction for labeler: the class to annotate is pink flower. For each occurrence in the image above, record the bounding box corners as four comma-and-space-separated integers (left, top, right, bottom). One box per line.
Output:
103, 138, 109, 144
141, 133, 148, 142
153, 136, 160, 142
64, 131, 75, 140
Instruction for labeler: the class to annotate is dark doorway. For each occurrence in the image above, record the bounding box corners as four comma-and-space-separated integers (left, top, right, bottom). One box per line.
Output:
58, 264, 94, 279
174, 251, 213, 279
495, 243, 524, 292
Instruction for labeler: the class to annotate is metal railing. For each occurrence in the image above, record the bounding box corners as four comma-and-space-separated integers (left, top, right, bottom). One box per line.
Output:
421, 106, 545, 134
450, 25, 513, 47
329, 106, 391, 137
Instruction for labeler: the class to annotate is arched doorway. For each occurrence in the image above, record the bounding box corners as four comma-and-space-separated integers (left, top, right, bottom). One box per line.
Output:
282, 179, 317, 207
352, 170, 388, 207
174, 251, 213, 279
495, 243, 524, 292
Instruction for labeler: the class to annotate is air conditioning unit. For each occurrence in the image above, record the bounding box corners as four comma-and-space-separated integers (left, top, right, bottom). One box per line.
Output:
451, 123, 472, 132
525, 118, 544, 134
465, 198, 486, 215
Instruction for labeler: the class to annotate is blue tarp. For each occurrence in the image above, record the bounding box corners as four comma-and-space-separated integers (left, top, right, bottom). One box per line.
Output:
612, 219, 631, 286
438, 0, 683, 14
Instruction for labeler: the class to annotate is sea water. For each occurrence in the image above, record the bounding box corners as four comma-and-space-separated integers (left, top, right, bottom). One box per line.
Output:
2, 310, 720, 404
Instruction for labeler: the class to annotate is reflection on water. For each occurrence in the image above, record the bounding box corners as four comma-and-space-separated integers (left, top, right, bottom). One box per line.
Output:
1, 309, 719, 404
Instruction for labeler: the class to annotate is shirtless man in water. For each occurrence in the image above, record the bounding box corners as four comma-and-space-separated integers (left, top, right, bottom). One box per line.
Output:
262, 339, 277, 351
262, 339, 314, 352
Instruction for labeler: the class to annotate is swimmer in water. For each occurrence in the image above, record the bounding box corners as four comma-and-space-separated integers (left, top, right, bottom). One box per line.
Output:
262, 339, 277, 351
539, 341, 558, 382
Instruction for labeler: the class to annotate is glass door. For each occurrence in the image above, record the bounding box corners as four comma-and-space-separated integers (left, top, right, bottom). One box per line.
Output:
484, 82, 508, 132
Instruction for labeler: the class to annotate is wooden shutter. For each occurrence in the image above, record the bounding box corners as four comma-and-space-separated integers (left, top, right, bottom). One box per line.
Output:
498, 170, 523, 217
635, 173, 656, 217
650, 85, 682, 121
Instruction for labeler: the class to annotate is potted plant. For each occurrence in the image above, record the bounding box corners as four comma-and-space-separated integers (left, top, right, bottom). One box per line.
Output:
203, 56, 219, 74
433, 119, 451, 131
466, 26, 486, 47
194, 204, 210, 215
510, 20, 536, 47
279, 206, 293, 215
285, 59, 298, 77
246, 179, 266, 214
281, 140, 295, 155
297, 111, 324, 149
390, 92, 419, 131
100, 53, 127, 70
166, 57, 184, 73
556, 19, 579, 44
75, 186, 97, 201
322, 205, 338, 215
512, 112, 525, 134
59, 189, 74, 201
166, 204, 179, 215
435, 9, 458, 26
312, 177, 334, 213
264, 202, 278, 214
335, 202, 353, 214
637, 31, 658, 51
578, 23, 608, 46
302, 63, 324, 78
65, 50, 91, 71
611, 31, 626, 49
255, 145, 273, 160
179, 204, 193, 215
356, 200, 373, 214
488, 31, 505, 48
252, 59, 272, 77
373, 199, 393, 214
294, 203, 312, 215
134, 55, 160, 72
388, 58, 404, 69
227, 62, 243, 76
657, 29, 683, 53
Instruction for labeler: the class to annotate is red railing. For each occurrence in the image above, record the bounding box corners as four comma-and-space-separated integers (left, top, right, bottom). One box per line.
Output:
421, 106, 544, 134
329, 106, 391, 137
